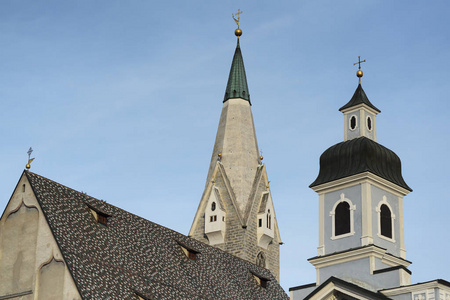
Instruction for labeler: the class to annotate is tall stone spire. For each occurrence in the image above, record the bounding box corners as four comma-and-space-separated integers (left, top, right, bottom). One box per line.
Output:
203, 38, 259, 214
190, 24, 281, 281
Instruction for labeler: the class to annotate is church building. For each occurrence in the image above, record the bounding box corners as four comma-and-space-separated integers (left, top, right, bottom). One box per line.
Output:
289, 64, 450, 300
0, 25, 288, 300
0, 17, 448, 300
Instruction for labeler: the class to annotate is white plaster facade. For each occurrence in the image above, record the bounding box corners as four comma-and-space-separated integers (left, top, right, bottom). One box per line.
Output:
0, 174, 81, 300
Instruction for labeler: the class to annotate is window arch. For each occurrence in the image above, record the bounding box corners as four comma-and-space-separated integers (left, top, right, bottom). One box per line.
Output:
380, 204, 392, 238
376, 196, 396, 241
330, 193, 356, 239
335, 202, 350, 236
256, 252, 266, 268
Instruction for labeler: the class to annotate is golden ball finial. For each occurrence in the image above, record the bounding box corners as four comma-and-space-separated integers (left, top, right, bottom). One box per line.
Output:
356, 70, 363, 78
218, 152, 222, 160
235, 28, 242, 37
26, 164, 30, 170
259, 155, 263, 161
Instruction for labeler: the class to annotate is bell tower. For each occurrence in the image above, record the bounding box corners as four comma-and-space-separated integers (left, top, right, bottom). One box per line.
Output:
308, 61, 413, 291
189, 17, 282, 280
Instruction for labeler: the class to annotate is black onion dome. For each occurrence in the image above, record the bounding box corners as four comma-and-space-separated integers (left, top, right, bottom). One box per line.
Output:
310, 137, 412, 191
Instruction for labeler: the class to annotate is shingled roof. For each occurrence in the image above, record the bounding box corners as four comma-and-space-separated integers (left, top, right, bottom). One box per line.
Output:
24, 171, 288, 300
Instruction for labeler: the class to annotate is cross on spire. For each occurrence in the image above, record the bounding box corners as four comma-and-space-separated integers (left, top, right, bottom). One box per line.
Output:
353, 56, 366, 70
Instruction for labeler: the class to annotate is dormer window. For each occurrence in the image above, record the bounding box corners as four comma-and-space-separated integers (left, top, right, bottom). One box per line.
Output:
97, 212, 108, 226
87, 205, 110, 226
179, 243, 199, 261
251, 271, 270, 288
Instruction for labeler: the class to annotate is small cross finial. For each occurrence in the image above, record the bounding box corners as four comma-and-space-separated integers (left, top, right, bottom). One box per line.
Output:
353, 56, 366, 69
353, 56, 366, 84
26, 147, 35, 170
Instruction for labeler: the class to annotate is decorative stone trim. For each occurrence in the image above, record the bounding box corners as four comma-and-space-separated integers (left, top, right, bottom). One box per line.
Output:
376, 196, 396, 243
330, 193, 356, 240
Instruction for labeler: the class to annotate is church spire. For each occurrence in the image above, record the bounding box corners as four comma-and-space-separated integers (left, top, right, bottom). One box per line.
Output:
190, 16, 281, 281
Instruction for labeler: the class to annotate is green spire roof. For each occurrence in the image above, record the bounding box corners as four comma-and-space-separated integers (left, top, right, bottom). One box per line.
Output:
223, 39, 250, 104
339, 84, 381, 113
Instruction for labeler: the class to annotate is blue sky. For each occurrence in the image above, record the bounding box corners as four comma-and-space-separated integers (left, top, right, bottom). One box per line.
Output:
1, 0, 449, 292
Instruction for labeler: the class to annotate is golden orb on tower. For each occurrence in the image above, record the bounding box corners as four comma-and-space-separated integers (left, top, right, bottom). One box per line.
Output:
357, 70, 363, 78
235, 28, 242, 37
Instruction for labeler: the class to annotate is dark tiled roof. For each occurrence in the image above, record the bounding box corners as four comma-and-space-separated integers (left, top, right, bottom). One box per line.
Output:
310, 137, 412, 191
339, 84, 381, 113
25, 171, 288, 300
224, 39, 251, 103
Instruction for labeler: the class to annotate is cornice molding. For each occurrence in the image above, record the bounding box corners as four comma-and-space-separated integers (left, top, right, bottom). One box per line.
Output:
311, 172, 410, 196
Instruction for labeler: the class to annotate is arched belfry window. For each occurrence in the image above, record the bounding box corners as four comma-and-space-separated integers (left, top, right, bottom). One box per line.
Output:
335, 202, 350, 236
380, 204, 392, 238
376, 196, 396, 241
330, 193, 356, 240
